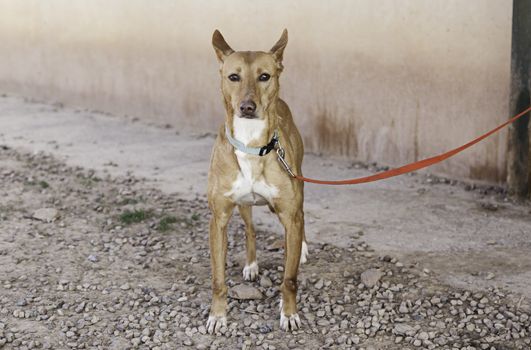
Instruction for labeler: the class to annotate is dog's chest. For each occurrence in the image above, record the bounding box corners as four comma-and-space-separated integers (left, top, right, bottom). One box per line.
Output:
225, 118, 278, 206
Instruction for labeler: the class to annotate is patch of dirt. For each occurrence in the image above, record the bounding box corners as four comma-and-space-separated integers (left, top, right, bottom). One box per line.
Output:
0, 147, 530, 349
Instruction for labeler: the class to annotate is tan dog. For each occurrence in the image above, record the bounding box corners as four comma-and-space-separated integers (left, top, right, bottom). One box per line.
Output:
206, 29, 308, 333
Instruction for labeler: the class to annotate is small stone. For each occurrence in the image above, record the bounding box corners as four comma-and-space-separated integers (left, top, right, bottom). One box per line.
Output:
32, 208, 59, 223
394, 323, 416, 336
317, 319, 330, 326
87, 254, 98, 263
333, 306, 343, 315
361, 269, 384, 287
120, 283, 131, 290
260, 275, 272, 288
395, 336, 403, 344
434, 337, 448, 346
142, 327, 151, 337
229, 284, 263, 300
399, 302, 409, 314
314, 279, 324, 290
336, 335, 347, 344
431, 297, 441, 304
417, 331, 429, 340
258, 324, 273, 334
75, 302, 86, 313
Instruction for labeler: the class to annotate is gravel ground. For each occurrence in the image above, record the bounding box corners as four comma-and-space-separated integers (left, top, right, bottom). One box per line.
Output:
0, 146, 530, 350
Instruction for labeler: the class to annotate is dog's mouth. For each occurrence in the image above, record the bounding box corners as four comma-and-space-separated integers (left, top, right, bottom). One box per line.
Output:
238, 113, 258, 119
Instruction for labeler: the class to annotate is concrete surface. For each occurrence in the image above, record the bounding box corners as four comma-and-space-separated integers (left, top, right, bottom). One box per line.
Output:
0, 0, 513, 182
0, 95, 530, 298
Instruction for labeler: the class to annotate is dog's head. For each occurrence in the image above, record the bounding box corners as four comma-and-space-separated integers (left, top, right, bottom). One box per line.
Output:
212, 29, 288, 120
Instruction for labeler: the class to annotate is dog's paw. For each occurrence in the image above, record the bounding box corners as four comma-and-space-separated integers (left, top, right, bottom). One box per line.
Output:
299, 241, 309, 264
242, 261, 259, 281
206, 315, 227, 334
280, 312, 301, 331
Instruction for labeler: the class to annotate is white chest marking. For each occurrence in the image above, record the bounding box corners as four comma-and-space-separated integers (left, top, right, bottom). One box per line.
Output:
225, 117, 279, 206
233, 117, 266, 146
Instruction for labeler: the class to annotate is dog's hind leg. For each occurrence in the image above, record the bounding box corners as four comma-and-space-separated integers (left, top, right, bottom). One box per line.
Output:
238, 205, 259, 281
300, 231, 309, 265
206, 198, 234, 334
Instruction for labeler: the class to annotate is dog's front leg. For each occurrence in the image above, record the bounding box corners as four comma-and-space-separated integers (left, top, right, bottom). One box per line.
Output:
206, 199, 234, 334
276, 205, 304, 331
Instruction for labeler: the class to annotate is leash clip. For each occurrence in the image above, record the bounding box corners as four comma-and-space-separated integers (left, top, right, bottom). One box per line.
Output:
276, 144, 296, 178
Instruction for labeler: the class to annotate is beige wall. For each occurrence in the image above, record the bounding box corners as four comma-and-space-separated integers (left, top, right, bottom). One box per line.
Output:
0, 0, 512, 182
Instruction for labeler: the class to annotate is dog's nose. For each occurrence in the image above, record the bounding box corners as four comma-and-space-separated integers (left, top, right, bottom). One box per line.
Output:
239, 100, 256, 115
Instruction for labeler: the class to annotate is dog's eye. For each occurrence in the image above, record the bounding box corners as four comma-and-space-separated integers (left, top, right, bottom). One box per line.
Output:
258, 73, 271, 82
228, 74, 240, 82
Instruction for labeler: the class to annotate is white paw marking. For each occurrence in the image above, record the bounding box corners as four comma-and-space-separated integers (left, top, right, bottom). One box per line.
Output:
279, 298, 301, 331
300, 241, 309, 264
243, 261, 259, 281
206, 315, 227, 334
280, 311, 301, 331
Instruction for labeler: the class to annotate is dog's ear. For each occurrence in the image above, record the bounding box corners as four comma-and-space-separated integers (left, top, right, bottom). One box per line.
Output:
212, 30, 234, 62
270, 29, 288, 62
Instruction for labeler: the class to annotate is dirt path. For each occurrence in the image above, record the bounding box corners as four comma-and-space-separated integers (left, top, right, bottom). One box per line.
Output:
1, 95, 531, 349
1, 146, 530, 349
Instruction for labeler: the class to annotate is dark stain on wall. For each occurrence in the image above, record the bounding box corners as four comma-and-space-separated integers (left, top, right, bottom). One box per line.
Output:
469, 164, 505, 183
313, 106, 358, 157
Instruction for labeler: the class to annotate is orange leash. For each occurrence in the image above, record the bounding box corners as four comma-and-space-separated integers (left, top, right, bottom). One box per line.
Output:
285, 106, 531, 185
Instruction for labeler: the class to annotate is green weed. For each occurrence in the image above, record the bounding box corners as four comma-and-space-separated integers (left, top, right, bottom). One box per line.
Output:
119, 209, 152, 225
